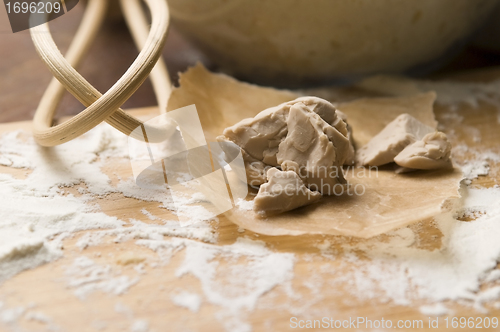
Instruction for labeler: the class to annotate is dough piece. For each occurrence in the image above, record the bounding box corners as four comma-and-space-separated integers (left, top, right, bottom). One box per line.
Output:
222, 97, 350, 191
222, 97, 350, 166
242, 151, 268, 187
276, 103, 347, 193
356, 114, 434, 166
394, 132, 452, 170
336, 110, 356, 165
222, 103, 287, 166
253, 168, 321, 216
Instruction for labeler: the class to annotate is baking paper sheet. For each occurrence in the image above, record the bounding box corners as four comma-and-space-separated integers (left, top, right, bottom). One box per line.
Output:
167, 64, 462, 238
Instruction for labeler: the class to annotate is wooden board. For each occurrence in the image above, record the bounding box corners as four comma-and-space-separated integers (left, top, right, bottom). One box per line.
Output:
0, 81, 499, 332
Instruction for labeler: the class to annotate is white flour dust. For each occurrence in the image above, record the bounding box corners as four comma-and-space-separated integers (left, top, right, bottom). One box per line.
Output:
171, 291, 202, 313
0, 124, 215, 285
136, 237, 295, 332
65, 256, 140, 300
419, 303, 450, 317
114, 302, 151, 332
310, 186, 500, 312
0, 301, 59, 331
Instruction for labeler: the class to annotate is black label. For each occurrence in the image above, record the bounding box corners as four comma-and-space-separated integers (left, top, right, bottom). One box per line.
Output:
3, 0, 80, 33
64, 0, 77, 11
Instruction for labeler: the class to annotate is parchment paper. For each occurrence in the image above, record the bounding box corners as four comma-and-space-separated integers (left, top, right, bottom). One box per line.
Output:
167, 64, 463, 238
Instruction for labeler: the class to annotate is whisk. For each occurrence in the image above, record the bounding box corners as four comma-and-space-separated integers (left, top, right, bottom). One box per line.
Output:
30, 0, 173, 146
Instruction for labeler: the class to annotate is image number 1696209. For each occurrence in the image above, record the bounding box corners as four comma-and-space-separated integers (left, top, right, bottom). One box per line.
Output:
3, 0, 79, 33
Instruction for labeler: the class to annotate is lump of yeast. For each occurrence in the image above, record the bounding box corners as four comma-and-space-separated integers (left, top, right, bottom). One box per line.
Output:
356, 113, 434, 166
356, 113, 452, 171
253, 168, 321, 216
219, 97, 354, 192
394, 131, 452, 170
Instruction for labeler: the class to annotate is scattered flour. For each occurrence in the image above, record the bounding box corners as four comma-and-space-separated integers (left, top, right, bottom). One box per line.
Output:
0, 172, 123, 283
0, 301, 60, 331
114, 302, 151, 332
323, 186, 500, 309
76, 218, 215, 251
0, 124, 216, 285
235, 198, 254, 211
419, 303, 450, 316
25, 311, 52, 324
460, 160, 490, 184
25, 310, 61, 331
131, 320, 150, 332
139, 237, 295, 331
115, 302, 135, 318
171, 291, 202, 313
452, 144, 500, 184
485, 269, 500, 283
65, 256, 140, 300
140, 209, 159, 221
0, 303, 25, 325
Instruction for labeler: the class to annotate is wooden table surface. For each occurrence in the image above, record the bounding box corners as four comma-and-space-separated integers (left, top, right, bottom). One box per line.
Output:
0, 83, 498, 331
1, 3, 500, 332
